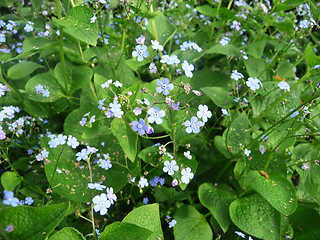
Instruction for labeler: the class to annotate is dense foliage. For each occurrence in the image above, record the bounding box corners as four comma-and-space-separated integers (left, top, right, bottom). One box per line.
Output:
1, 0, 320, 239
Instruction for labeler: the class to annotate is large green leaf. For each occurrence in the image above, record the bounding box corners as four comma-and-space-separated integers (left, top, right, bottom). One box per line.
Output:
146, 12, 176, 47
0, 203, 70, 240
244, 57, 267, 81
1, 171, 22, 191
100, 222, 153, 240
52, 6, 99, 46
122, 203, 163, 240
54, 62, 93, 92
229, 194, 281, 240
7, 62, 43, 79
25, 73, 65, 102
111, 118, 138, 162
207, 44, 241, 57
49, 227, 85, 240
226, 112, 251, 154
305, 43, 320, 69
201, 86, 234, 109
199, 183, 236, 232
246, 171, 297, 215
195, 5, 216, 18
174, 205, 213, 240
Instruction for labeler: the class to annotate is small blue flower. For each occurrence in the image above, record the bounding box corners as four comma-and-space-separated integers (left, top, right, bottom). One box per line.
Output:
138, 177, 149, 188
143, 197, 149, 205
147, 107, 165, 124
299, 19, 310, 29
92, 193, 111, 215
163, 160, 179, 176
160, 55, 180, 65
132, 45, 149, 61
2, 191, 19, 207
184, 117, 202, 134
278, 81, 290, 92
169, 219, 177, 228
88, 183, 106, 191
156, 78, 174, 96
246, 77, 263, 91
76, 148, 89, 161
67, 135, 79, 149
25, 197, 34, 205
220, 37, 230, 46
231, 70, 244, 81
235, 231, 245, 238
131, 118, 149, 135
197, 104, 212, 123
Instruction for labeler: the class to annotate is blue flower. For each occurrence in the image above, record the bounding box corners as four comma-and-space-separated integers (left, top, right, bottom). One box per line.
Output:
143, 197, 149, 205
235, 231, 245, 238
147, 107, 165, 124
25, 197, 34, 205
156, 78, 174, 96
76, 148, 89, 161
2, 191, 19, 207
67, 135, 79, 149
163, 160, 179, 176
231, 70, 244, 81
299, 19, 310, 29
88, 183, 106, 191
219, 37, 230, 46
92, 193, 111, 215
278, 81, 290, 92
160, 55, 180, 65
196, 104, 212, 123
184, 117, 202, 134
169, 219, 177, 228
131, 118, 149, 135
132, 45, 149, 61
246, 77, 263, 91
221, 108, 229, 116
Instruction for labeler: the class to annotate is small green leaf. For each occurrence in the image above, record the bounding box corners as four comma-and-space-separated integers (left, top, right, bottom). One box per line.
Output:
207, 44, 241, 57
229, 194, 281, 240
1, 171, 22, 191
52, 6, 99, 46
195, 5, 216, 18
246, 40, 267, 59
99, 222, 153, 240
146, 12, 176, 47
0, 202, 70, 240
174, 205, 213, 240
7, 61, 43, 79
199, 183, 236, 232
122, 203, 163, 240
246, 171, 298, 215
201, 86, 234, 109
111, 118, 137, 162
49, 227, 85, 240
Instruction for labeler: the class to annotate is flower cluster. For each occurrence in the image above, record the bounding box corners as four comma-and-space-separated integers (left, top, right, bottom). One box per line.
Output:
2, 190, 33, 207
35, 84, 50, 97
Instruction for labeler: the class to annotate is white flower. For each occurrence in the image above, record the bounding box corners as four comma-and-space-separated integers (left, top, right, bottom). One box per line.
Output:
151, 40, 163, 51
182, 60, 194, 78
184, 151, 192, 160
244, 148, 251, 157
197, 104, 212, 122
277, 81, 290, 92
181, 167, 194, 184
246, 77, 263, 91
113, 81, 122, 87
139, 177, 149, 188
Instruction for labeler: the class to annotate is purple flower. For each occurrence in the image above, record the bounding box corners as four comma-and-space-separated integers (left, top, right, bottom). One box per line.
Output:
131, 118, 149, 135
136, 35, 145, 45
184, 117, 202, 134
132, 45, 149, 61
156, 78, 174, 96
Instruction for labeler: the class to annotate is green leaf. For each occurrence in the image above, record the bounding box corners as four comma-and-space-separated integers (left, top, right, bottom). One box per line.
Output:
7, 62, 43, 79
229, 194, 281, 240
246, 40, 267, 59
54, 62, 93, 92
99, 222, 153, 240
201, 86, 234, 109
174, 205, 213, 240
0, 203, 70, 240
25, 73, 64, 103
1, 171, 22, 191
122, 203, 163, 240
52, 6, 99, 46
146, 12, 176, 47
206, 44, 241, 57
246, 171, 297, 215
49, 227, 85, 240
226, 112, 251, 154
195, 5, 216, 18
111, 118, 138, 162
244, 57, 268, 81
198, 183, 236, 232
304, 43, 320, 69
